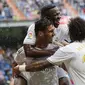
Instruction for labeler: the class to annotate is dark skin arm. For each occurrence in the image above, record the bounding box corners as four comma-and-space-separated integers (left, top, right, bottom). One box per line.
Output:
13, 44, 55, 73
23, 45, 66, 72
24, 44, 57, 58
14, 60, 53, 73
25, 60, 53, 72
12, 61, 18, 77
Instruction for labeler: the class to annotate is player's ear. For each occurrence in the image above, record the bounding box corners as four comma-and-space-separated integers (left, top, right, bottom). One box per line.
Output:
38, 31, 44, 37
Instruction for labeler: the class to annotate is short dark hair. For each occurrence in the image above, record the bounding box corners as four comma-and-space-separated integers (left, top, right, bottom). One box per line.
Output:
35, 18, 52, 36
40, 4, 56, 18
68, 17, 85, 42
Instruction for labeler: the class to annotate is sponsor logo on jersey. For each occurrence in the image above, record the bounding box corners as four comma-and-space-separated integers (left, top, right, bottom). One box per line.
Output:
27, 32, 33, 39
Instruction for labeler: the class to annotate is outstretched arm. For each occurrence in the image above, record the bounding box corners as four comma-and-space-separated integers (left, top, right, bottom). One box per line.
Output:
13, 60, 53, 73
23, 44, 57, 58
25, 60, 53, 71
12, 60, 18, 77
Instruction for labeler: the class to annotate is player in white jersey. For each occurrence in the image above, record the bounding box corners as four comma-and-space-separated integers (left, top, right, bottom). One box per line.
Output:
14, 17, 85, 85
23, 16, 70, 47
53, 16, 71, 46
23, 4, 70, 75
23, 4, 61, 58
23, 5, 71, 56
23, 4, 71, 85
14, 18, 70, 85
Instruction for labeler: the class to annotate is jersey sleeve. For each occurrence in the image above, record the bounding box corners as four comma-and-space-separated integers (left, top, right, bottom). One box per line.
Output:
14, 47, 26, 64
47, 46, 75, 65
23, 23, 36, 45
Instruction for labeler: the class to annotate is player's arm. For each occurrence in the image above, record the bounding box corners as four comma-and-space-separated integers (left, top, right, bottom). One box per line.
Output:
25, 60, 52, 71
12, 60, 18, 77
14, 47, 71, 72
23, 44, 57, 57
14, 60, 53, 73
14, 60, 70, 85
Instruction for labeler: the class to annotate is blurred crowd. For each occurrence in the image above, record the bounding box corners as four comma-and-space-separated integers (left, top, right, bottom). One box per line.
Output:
14, 0, 68, 20
0, 0, 69, 21
0, 0, 13, 20
0, 0, 85, 20
67, 0, 85, 19
0, 46, 17, 85
0, 0, 85, 85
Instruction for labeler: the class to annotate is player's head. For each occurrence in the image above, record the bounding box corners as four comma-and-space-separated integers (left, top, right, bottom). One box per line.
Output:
35, 18, 55, 43
41, 4, 61, 28
68, 17, 85, 42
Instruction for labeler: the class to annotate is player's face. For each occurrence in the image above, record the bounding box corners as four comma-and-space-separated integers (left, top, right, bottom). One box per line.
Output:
45, 25, 55, 43
48, 7, 61, 28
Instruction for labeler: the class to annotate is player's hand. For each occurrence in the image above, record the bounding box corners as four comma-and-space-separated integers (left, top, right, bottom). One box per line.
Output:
13, 65, 20, 77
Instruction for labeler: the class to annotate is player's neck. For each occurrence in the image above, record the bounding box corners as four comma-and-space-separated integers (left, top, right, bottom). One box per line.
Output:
36, 36, 49, 49
35, 42, 48, 49
35, 40, 48, 49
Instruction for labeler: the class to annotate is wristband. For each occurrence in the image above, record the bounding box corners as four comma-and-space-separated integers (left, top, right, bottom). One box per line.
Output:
19, 65, 26, 71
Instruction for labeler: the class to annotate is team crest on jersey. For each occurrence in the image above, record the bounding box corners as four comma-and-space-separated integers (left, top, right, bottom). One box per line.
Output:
27, 32, 33, 39
82, 55, 85, 63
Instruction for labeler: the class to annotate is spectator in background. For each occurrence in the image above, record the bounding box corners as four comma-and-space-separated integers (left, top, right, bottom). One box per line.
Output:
0, 0, 3, 11
17, 0, 27, 12
0, 47, 4, 60
0, 0, 5, 19
0, 49, 12, 84
2, 2, 12, 19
